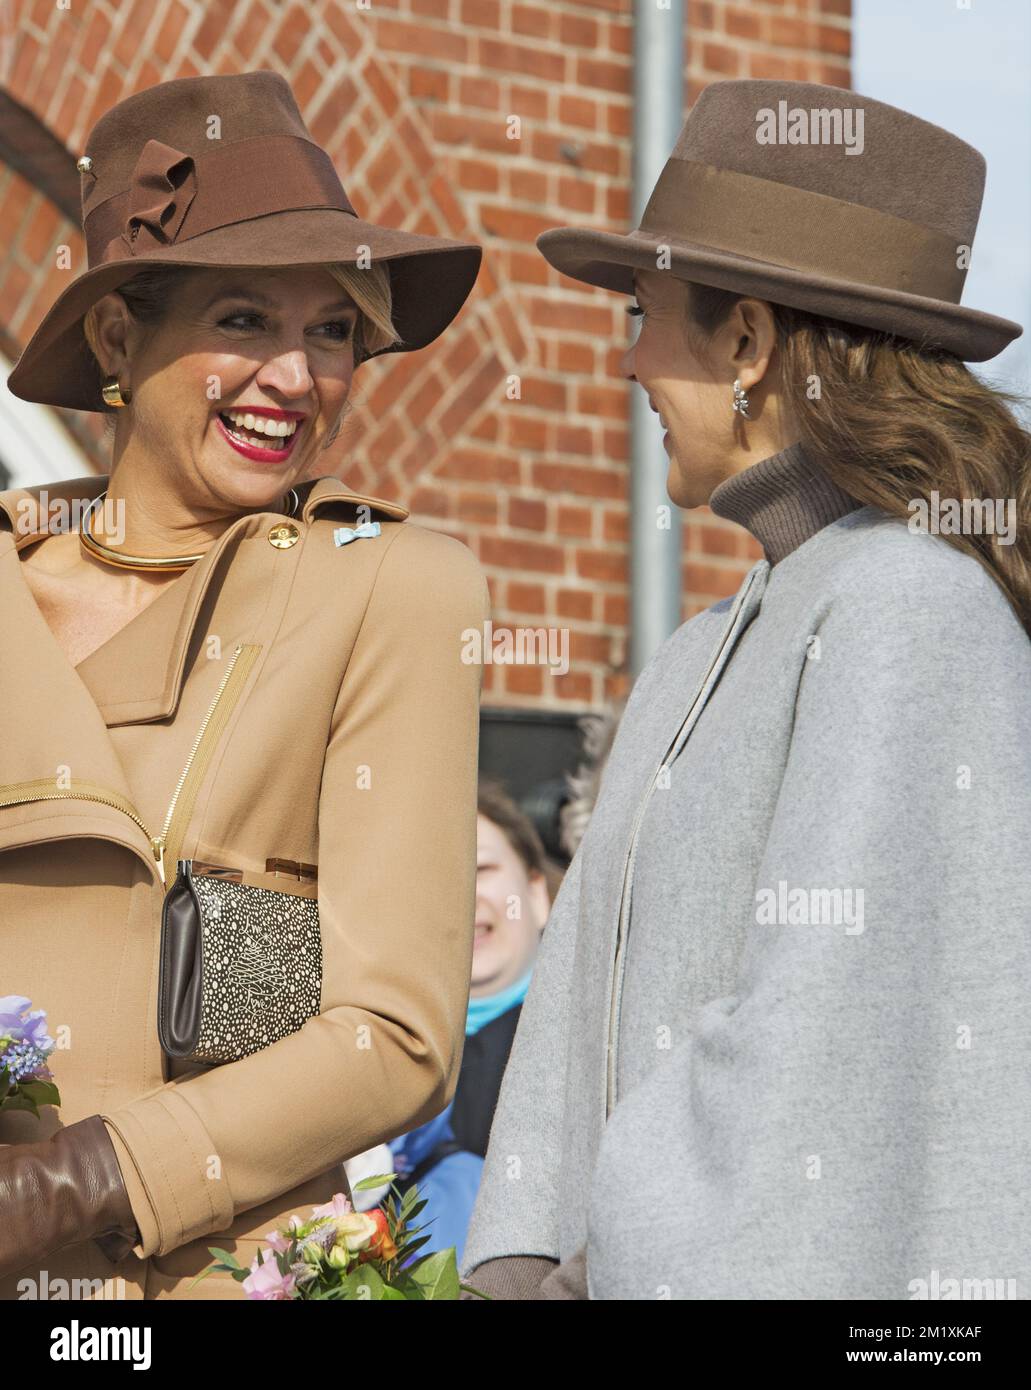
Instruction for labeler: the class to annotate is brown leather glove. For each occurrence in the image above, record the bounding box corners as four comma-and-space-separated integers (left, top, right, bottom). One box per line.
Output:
461, 1248, 590, 1300
0, 1114, 141, 1279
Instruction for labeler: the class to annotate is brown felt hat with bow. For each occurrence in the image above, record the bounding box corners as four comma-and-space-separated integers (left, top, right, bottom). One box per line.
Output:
6, 70, 483, 413
536, 79, 1022, 363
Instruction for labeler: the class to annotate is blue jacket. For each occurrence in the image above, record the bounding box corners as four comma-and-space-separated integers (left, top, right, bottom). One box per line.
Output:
388, 1102, 483, 1267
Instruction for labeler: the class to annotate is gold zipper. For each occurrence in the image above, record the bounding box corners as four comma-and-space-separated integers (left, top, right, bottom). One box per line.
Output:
0, 643, 261, 888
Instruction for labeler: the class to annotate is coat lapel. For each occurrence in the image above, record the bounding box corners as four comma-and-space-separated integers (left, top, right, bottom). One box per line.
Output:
0, 472, 409, 879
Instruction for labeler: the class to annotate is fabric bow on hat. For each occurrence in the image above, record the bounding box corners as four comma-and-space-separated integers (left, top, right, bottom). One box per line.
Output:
122, 138, 198, 253
333, 522, 382, 547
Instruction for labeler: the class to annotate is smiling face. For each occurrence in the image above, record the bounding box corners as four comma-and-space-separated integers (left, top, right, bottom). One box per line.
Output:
620, 270, 789, 508
94, 265, 358, 514
471, 814, 551, 996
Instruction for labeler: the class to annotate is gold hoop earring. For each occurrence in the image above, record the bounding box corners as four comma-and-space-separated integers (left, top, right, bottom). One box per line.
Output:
101, 376, 132, 408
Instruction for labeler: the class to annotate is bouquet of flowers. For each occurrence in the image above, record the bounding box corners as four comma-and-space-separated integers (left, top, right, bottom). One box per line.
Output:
194, 1175, 489, 1300
0, 996, 61, 1119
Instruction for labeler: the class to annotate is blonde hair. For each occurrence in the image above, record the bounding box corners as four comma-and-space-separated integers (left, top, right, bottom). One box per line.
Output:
81, 260, 401, 395
684, 282, 1031, 638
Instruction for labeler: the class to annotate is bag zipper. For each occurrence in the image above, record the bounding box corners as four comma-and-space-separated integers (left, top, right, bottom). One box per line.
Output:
604, 566, 767, 1120
0, 643, 260, 888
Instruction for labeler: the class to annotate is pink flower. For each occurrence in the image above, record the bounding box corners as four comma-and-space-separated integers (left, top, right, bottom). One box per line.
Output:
242, 1249, 297, 1301
311, 1192, 353, 1221
265, 1214, 305, 1253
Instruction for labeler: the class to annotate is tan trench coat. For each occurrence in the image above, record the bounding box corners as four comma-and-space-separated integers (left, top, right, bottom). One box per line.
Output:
0, 473, 490, 1300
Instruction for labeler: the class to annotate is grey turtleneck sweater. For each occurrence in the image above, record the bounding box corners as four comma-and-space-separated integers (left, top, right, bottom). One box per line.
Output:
464, 441, 864, 1302
707, 439, 862, 567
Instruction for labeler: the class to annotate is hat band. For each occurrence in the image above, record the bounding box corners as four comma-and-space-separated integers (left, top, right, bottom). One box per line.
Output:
638, 159, 966, 302
85, 135, 358, 265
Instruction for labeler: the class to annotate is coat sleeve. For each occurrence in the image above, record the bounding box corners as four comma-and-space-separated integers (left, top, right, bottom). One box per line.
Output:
461, 841, 584, 1276
586, 560, 1031, 1298
101, 525, 490, 1259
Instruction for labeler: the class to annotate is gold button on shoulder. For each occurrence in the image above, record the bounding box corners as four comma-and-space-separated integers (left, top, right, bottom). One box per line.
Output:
268, 522, 299, 549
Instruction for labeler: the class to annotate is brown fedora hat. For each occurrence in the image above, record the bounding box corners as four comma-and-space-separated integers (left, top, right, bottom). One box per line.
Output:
537, 79, 1021, 363
6, 70, 483, 413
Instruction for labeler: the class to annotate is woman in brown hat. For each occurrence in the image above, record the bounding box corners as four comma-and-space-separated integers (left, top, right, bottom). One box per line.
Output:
0, 70, 489, 1298
464, 80, 1031, 1299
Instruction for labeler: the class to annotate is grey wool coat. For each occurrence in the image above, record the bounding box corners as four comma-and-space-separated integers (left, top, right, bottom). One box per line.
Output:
462, 505, 1031, 1299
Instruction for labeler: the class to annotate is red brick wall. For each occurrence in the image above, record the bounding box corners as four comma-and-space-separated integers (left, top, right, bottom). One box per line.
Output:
1, 0, 851, 710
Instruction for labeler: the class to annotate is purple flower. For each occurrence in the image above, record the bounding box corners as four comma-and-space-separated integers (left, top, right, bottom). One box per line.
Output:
0, 1040, 53, 1083
0, 997, 54, 1051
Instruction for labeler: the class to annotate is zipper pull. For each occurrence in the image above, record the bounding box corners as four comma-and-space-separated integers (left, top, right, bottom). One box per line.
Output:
152, 838, 166, 887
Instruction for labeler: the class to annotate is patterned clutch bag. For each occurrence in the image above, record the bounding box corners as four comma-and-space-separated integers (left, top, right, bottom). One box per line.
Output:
158, 858, 322, 1066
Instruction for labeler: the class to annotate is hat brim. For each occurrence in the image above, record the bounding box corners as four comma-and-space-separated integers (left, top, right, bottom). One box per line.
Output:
6, 208, 482, 413
536, 227, 1022, 363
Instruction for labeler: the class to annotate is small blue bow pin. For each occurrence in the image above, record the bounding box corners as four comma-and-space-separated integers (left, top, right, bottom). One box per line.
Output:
333, 521, 382, 547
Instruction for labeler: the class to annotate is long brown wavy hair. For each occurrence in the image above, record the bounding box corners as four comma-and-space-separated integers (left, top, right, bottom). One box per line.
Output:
684, 282, 1031, 638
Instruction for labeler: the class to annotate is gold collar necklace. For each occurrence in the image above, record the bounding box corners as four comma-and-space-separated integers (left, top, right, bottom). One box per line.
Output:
78, 488, 300, 573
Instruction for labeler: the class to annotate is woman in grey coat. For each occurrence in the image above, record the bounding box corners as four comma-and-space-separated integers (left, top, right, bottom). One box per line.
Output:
462, 79, 1031, 1300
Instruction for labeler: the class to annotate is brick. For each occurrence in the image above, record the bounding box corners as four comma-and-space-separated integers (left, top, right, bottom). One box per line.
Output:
517, 375, 567, 411
575, 382, 629, 421
457, 158, 500, 192
555, 671, 592, 703
532, 462, 624, 501
558, 94, 598, 131
556, 341, 595, 374
273, 3, 310, 66
409, 486, 450, 517
558, 13, 598, 48
509, 167, 549, 204
557, 589, 593, 620
22, 199, 60, 262
529, 297, 616, 337
462, 0, 502, 27
512, 4, 552, 40
511, 251, 553, 286
509, 496, 547, 530
365, 58, 401, 118
557, 175, 595, 214
576, 547, 626, 585
574, 56, 628, 94
479, 203, 559, 244
603, 593, 628, 627
816, 23, 852, 56
479, 38, 565, 83
508, 83, 551, 121
409, 65, 450, 102
507, 413, 549, 451
507, 581, 546, 613
725, 7, 763, 41
607, 19, 632, 56
457, 490, 498, 523
702, 42, 743, 76
504, 665, 544, 697
481, 535, 564, 574
460, 74, 501, 109
557, 504, 593, 538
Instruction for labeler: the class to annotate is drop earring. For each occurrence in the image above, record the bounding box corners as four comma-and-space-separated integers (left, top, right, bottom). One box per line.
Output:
101, 376, 132, 408
732, 378, 750, 419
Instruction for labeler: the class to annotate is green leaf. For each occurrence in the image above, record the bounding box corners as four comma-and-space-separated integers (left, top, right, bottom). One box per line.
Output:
459, 1281, 494, 1300
406, 1248, 461, 1300
206, 1247, 244, 1272
353, 1173, 397, 1191
0, 1093, 39, 1118
0, 1067, 10, 1102
331, 1264, 388, 1300
17, 1079, 61, 1107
